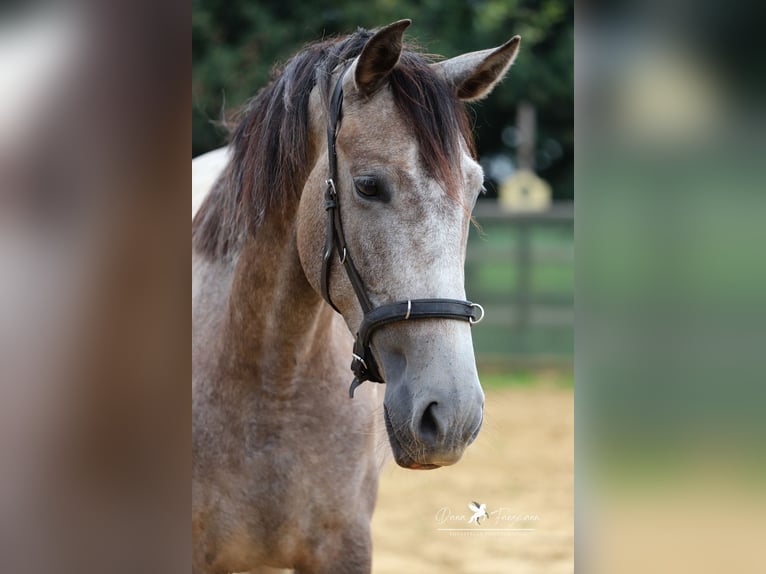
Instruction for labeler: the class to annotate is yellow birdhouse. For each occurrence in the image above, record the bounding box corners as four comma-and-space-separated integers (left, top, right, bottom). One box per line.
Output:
499, 169, 552, 212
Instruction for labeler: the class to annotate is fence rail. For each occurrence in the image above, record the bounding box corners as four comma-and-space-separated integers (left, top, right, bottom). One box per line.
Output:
466, 201, 573, 370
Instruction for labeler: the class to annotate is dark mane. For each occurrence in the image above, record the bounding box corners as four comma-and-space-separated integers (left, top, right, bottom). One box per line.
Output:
193, 28, 475, 257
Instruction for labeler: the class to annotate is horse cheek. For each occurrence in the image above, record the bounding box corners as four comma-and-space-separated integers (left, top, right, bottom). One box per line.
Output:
295, 179, 326, 294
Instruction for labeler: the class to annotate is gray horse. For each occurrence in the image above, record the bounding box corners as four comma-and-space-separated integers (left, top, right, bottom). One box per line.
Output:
192, 20, 520, 574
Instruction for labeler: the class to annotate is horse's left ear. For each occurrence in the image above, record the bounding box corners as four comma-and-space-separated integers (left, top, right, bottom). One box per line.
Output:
432, 36, 521, 101
354, 19, 411, 96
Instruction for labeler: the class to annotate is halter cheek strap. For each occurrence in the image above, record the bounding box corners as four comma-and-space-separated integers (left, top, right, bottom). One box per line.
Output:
320, 63, 485, 398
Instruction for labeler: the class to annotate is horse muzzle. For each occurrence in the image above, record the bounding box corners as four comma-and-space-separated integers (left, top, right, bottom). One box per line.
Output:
377, 327, 485, 469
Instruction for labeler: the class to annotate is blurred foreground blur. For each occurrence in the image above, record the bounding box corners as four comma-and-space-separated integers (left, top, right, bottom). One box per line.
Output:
578, 2, 766, 573
0, 3, 188, 573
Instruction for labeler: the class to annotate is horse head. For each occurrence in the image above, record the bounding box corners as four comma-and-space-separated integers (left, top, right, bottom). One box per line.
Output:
297, 20, 520, 469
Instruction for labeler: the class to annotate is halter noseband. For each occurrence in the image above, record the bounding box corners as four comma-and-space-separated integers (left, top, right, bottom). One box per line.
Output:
320, 63, 485, 398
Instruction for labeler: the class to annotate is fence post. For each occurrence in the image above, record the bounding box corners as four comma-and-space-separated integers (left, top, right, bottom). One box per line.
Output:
516, 220, 532, 355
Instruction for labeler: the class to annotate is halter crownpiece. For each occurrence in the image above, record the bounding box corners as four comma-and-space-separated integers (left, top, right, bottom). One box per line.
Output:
320, 62, 485, 398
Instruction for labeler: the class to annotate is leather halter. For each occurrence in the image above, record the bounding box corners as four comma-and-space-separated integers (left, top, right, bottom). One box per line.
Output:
320, 63, 485, 398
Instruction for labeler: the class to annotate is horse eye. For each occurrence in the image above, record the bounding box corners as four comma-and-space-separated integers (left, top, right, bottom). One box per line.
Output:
354, 176, 378, 198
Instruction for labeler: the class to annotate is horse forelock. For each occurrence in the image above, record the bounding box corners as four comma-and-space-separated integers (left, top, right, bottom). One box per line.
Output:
192, 29, 475, 258
388, 54, 476, 200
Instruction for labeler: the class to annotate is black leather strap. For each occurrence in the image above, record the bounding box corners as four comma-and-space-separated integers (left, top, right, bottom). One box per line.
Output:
348, 299, 481, 397
321, 63, 375, 314
358, 299, 479, 347
321, 64, 349, 314
321, 185, 340, 312
317, 62, 485, 399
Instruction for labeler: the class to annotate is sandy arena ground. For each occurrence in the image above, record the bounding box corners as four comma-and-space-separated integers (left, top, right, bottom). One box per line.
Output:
371, 384, 573, 574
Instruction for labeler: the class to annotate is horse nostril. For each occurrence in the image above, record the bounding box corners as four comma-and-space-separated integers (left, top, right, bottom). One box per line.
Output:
418, 401, 441, 443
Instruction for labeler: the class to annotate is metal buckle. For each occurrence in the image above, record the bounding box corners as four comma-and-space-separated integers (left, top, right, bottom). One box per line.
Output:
469, 303, 485, 325
339, 247, 347, 264
404, 299, 412, 320
352, 353, 368, 371
326, 178, 337, 196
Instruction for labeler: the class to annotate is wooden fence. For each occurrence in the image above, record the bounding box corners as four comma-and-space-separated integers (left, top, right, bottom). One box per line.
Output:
466, 201, 574, 370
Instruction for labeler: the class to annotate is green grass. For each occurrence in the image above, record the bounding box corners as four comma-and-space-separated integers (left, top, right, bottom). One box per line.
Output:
471, 264, 573, 293
478, 369, 574, 389
472, 327, 574, 356
466, 217, 574, 361
533, 265, 574, 292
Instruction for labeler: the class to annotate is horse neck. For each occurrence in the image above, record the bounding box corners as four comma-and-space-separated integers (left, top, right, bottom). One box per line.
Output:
222, 206, 336, 386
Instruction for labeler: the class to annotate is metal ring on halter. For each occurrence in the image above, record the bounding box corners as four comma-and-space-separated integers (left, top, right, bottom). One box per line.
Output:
469, 303, 485, 325
352, 353, 367, 370
326, 178, 337, 195
339, 247, 347, 264
404, 300, 412, 320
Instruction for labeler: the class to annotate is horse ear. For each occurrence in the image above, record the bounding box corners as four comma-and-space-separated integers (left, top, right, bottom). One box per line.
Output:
432, 36, 521, 101
354, 19, 411, 96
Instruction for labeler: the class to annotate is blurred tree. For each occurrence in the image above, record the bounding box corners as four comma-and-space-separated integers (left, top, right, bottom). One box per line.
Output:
192, 0, 573, 200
